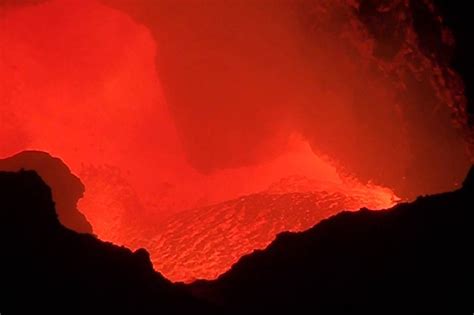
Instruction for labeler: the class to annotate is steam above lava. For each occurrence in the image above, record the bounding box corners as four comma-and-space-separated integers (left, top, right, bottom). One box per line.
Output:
0, 0, 471, 281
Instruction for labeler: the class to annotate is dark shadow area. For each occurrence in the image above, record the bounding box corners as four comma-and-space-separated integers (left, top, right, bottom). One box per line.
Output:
431, 0, 474, 124
0, 151, 92, 233
1, 167, 472, 314
191, 166, 473, 314
0, 170, 216, 314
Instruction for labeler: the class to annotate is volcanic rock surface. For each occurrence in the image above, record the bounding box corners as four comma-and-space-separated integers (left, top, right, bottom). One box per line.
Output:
0, 150, 92, 233
1, 167, 472, 314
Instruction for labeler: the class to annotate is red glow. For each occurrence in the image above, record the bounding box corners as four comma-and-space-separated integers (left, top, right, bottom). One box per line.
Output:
0, 0, 470, 282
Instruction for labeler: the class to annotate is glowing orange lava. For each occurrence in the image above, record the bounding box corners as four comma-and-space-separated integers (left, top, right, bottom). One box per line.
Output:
0, 0, 470, 281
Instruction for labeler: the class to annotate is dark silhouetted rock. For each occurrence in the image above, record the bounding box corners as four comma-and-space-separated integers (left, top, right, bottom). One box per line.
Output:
0, 151, 92, 233
0, 170, 216, 315
1, 166, 472, 314
191, 166, 474, 314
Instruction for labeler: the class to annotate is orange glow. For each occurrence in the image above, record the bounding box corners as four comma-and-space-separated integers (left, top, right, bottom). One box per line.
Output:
0, 0, 470, 282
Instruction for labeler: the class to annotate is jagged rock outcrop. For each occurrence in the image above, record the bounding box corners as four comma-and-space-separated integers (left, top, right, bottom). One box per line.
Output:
0, 151, 92, 233
191, 167, 474, 314
1, 167, 472, 314
0, 170, 215, 315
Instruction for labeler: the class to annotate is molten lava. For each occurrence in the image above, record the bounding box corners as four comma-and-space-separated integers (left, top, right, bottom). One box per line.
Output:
0, 0, 471, 282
